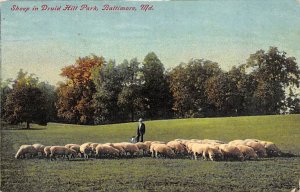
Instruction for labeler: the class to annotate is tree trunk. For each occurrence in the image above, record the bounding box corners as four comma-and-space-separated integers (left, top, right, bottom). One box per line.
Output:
26, 122, 30, 129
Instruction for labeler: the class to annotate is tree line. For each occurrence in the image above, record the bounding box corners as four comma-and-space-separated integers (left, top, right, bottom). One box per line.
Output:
1, 47, 300, 128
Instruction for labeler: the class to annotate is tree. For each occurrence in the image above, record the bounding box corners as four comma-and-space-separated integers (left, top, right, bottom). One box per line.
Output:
92, 60, 123, 124
0, 79, 12, 119
56, 55, 105, 124
3, 70, 48, 129
205, 72, 241, 116
169, 59, 222, 117
246, 47, 300, 115
141, 52, 173, 119
117, 58, 145, 122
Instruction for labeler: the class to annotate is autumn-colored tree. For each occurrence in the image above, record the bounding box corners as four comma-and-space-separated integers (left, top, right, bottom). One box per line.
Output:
56, 55, 105, 124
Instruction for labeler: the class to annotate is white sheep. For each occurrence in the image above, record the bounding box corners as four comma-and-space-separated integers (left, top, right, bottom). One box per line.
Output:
191, 143, 209, 160
32, 143, 45, 156
166, 141, 188, 156
49, 146, 77, 160
110, 143, 126, 156
206, 146, 224, 161
135, 142, 149, 156
65, 144, 80, 148
44, 146, 52, 158
80, 142, 93, 159
219, 144, 244, 161
263, 141, 282, 157
150, 143, 175, 158
235, 144, 258, 160
244, 141, 267, 158
120, 143, 140, 157
15, 145, 38, 159
95, 144, 119, 158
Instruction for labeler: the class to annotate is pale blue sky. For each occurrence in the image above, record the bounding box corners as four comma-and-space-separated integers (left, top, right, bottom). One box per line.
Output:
1, 0, 300, 85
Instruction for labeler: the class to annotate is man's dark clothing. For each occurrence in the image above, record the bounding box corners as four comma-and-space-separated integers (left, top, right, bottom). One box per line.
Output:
137, 123, 145, 142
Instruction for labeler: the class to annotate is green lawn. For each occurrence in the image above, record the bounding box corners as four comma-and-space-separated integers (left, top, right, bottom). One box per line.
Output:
1, 114, 300, 192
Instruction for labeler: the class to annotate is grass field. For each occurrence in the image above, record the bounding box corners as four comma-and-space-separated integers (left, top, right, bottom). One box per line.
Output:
1, 114, 300, 192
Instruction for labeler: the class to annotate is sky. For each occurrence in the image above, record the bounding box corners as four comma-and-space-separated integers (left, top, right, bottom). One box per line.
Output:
1, 0, 300, 86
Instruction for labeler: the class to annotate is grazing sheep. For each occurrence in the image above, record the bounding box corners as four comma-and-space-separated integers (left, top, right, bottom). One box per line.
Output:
120, 143, 140, 157
32, 143, 45, 156
219, 144, 244, 161
228, 140, 245, 146
80, 143, 93, 159
291, 180, 300, 192
167, 141, 188, 156
65, 144, 80, 148
110, 143, 126, 156
244, 141, 267, 158
202, 139, 225, 144
15, 145, 38, 159
150, 143, 175, 158
263, 142, 282, 157
135, 142, 149, 156
44, 146, 52, 158
95, 144, 119, 158
70, 145, 80, 155
203, 146, 224, 161
191, 143, 209, 160
235, 145, 258, 160
49, 146, 77, 160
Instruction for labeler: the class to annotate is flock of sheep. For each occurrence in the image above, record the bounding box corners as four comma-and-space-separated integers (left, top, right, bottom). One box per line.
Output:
15, 138, 283, 161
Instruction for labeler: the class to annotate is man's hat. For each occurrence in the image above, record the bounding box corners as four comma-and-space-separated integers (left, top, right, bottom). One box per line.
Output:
138, 118, 143, 122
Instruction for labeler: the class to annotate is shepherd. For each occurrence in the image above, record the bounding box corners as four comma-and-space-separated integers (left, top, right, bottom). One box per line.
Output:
136, 118, 146, 142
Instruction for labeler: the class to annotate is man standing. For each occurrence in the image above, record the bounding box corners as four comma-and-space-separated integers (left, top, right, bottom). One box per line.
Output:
137, 118, 146, 142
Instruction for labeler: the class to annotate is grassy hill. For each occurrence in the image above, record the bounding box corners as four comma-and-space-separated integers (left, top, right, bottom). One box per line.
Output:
1, 114, 300, 191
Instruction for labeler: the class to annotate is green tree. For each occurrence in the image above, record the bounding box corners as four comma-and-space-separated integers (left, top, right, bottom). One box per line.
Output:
169, 59, 222, 117
0, 79, 12, 119
141, 52, 173, 119
117, 58, 145, 122
92, 60, 123, 124
246, 47, 300, 114
3, 70, 48, 129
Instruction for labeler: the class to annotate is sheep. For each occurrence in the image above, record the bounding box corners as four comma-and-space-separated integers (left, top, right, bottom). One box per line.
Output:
203, 146, 224, 161
218, 144, 244, 161
110, 143, 126, 156
95, 144, 119, 158
166, 141, 188, 156
65, 144, 80, 148
15, 145, 38, 159
150, 143, 175, 158
80, 142, 93, 159
191, 143, 209, 160
228, 140, 245, 146
263, 141, 282, 157
49, 146, 77, 160
291, 180, 300, 192
44, 146, 52, 158
120, 143, 140, 157
32, 143, 45, 156
244, 141, 267, 158
235, 144, 258, 160
202, 139, 225, 144
135, 142, 149, 156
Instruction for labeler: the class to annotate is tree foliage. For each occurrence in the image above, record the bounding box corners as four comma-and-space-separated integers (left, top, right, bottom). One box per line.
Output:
56, 55, 105, 124
3, 70, 48, 128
